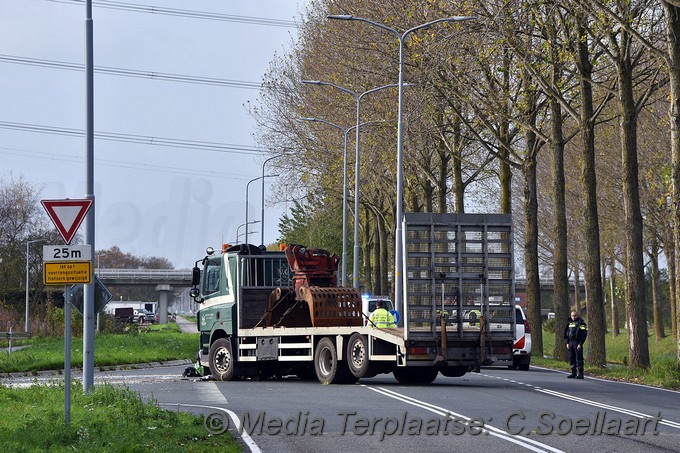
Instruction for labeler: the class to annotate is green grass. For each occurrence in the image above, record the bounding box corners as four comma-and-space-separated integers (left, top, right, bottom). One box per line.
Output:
535, 329, 680, 389
0, 325, 197, 374
0, 383, 240, 452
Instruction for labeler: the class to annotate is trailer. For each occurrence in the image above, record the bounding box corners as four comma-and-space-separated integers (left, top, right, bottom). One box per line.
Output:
190, 213, 516, 384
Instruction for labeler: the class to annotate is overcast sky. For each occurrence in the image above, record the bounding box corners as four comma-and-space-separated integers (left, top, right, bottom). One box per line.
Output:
1, 0, 307, 268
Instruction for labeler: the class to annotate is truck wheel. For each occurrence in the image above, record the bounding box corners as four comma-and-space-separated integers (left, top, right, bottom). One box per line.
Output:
440, 366, 467, 378
314, 337, 355, 384
209, 338, 235, 381
393, 367, 438, 385
347, 333, 370, 378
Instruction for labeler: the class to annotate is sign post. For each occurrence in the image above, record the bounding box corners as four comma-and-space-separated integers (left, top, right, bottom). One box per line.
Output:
64, 285, 72, 426
41, 198, 94, 418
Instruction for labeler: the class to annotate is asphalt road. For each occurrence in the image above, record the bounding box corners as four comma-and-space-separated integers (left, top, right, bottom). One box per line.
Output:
10, 364, 675, 453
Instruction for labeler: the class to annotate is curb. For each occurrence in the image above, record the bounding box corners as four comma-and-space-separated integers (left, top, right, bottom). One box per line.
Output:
1, 358, 193, 380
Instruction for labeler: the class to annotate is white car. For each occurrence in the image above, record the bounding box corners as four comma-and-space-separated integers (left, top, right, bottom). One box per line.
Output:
510, 305, 532, 370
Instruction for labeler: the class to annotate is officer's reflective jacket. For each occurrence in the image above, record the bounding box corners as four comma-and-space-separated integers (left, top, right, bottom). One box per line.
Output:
370, 308, 396, 328
564, 318, 588, 345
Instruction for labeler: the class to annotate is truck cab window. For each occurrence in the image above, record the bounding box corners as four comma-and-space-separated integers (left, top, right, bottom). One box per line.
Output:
204, 260, 223, 295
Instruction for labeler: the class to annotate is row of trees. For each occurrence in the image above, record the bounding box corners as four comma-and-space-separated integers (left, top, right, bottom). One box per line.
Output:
251, 0, 680, 370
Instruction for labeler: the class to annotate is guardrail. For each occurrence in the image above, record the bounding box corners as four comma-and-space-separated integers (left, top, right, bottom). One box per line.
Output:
1, 329, 31, 353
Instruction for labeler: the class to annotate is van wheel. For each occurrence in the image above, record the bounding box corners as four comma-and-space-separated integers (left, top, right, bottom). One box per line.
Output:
209, 338, 235, 381
314, 337, 355, 384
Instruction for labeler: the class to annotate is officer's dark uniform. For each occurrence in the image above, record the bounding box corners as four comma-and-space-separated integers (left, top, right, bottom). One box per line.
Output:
564, 314, 588, 379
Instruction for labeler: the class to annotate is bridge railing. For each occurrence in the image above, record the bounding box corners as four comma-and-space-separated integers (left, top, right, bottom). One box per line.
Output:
96, 269, 193, 282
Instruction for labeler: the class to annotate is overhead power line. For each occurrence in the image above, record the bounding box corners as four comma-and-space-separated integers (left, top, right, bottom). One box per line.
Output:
0, 120, 265, 155
45, 0, 299, 28
0, 54, 262, 90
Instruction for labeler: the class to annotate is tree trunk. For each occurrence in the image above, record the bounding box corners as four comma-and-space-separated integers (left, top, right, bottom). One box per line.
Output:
451, 112, 465, 213
610, 256, 620, 337
499, 49, 512, 215
649, 234, 666, 341
524, 153, 542, 356
550, 81, 569, 361
668, 236, 678, 341
362, 207, 372, 293
376, 208, 389, 296
573, 265, 581, 312
661, 0, 680, 369
577, 17, 606, 368
615, 31, 650, 369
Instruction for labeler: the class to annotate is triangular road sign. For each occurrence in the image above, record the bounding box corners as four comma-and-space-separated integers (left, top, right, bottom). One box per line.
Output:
41, 199, 93, 244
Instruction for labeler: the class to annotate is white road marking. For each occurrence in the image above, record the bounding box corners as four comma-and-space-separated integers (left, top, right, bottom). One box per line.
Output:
480, 371, 680, 430
160, 381, 262, 453
363, 385, 565, 453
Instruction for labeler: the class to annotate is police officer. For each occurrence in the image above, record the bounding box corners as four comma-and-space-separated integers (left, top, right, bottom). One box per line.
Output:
564, 310, 588, 379
369, 300, 396, 328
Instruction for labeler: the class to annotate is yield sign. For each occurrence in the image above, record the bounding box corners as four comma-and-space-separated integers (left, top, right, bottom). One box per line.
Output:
41, 199, 93, 244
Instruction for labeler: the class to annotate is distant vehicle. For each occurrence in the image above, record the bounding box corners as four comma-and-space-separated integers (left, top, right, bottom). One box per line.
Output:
491, 305, 531, 370
114, 307, 134, 323
133, 309, 156, 324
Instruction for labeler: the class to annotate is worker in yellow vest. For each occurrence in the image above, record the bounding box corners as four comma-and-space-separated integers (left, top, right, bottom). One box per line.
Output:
369, 300, 396, 328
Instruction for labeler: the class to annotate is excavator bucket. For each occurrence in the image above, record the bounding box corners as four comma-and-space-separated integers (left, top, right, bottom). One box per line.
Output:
297, 286, 363, 327
267, 287, 312, 328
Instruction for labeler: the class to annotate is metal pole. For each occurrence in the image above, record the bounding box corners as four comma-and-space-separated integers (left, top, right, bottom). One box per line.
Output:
260, 154, 285, 247
64, 285, 72, 425
328, 14, 476, 318
302, 81, 397, 291
352, 95, 362, 290
394, 35, 406, 316
24, 241, 30, 332
245, 176, 261, 244
83, 0, 96, 392
341, 129, 350, 286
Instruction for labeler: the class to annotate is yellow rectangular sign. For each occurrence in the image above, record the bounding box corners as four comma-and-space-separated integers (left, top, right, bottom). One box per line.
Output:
43, 261, 92, 285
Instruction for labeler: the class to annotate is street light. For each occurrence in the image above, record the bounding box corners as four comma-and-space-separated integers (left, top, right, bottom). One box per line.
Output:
261, 154, 287, 247
302, 80, 401, 290
245, 175, 278, 244
25, 238, 45, 332
299, 117, 386, 287
236, 220, 260, 244
328, 14, 476, 314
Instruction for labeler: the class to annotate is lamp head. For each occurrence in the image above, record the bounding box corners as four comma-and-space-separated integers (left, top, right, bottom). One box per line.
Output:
328, 14, 352, 20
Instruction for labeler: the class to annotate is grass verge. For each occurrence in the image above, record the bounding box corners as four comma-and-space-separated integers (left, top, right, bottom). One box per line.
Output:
0, 383, 239, 452
0, 323, 197, 374
535, 328, 680, 390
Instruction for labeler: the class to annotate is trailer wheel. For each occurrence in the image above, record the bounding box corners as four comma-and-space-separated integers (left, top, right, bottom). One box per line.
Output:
314, 337, 355, 384
440, 366, 467, 378
393, 367, 438, 385
347, 333, 374, 378
209, 338, 235, 381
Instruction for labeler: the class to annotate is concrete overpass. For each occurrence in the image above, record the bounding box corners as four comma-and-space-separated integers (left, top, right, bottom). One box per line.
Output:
96, 268, 193, 323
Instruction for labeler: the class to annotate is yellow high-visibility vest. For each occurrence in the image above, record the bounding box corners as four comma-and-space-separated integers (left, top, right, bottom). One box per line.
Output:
370, 308, 396, 328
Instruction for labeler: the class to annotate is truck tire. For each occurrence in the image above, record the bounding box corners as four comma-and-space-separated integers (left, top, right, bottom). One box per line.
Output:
347, 333, 377, 379
440, 366, 467, 378
314, 337, 356, 385
209, 338, 235, 381
393, 367, 438, 385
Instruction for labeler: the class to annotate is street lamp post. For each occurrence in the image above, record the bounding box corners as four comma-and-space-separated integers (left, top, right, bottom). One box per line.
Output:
245, 175, 277, 244
261, 154, 286, 247
328, 14, 476, 315
236, 220, 260, 244
299, 117, 386, 287
302, 80, 400, 290
25, 239, 45, 332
